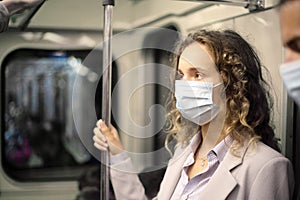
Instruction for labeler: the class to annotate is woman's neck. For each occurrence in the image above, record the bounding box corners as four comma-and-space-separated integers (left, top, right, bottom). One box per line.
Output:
200, 123, 227, 147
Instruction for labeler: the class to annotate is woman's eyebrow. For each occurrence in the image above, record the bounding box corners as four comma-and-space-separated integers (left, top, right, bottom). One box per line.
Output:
188, 68, 199, 73
191, 66, 208, 73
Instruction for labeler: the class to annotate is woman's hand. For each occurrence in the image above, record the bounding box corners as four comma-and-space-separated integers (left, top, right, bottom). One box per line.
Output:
93, 119, 124, 155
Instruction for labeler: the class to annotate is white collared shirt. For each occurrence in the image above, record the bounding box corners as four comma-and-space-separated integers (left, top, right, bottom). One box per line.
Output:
171, 134, 233, 200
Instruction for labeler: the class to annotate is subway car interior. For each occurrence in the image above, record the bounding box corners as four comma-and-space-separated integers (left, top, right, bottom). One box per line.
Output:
0, 0, 299, 199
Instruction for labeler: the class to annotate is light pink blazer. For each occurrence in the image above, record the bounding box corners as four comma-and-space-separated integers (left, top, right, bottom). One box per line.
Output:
110, 141, 294, 200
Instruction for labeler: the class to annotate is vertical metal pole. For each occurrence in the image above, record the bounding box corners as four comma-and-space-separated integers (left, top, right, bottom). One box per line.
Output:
101, 0, 114, 199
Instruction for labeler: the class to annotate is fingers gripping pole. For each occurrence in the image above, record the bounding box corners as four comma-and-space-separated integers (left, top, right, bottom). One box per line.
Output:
101, 0, 114, 200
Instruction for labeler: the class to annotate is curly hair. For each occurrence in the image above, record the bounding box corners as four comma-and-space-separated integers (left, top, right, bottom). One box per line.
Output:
165, 29, 279, 152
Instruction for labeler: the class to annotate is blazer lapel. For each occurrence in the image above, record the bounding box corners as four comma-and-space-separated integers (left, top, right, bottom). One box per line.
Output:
198, 142, 249, 200
157, 145, 192, 199
157, 138, 250, 200
157, 134, 202, 199
198, 157, 240, 199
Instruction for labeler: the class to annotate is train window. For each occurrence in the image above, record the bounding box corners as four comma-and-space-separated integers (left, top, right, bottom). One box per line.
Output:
1, 49, 107, 181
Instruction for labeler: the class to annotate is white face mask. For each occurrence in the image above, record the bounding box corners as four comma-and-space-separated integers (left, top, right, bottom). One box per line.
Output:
280, 59, 300, 105
175, 80, 221, 126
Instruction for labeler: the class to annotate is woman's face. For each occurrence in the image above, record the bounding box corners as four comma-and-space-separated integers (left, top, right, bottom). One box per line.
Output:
177, 42, 225, 109
176, 42, 226, 144
177, 42, 223, 84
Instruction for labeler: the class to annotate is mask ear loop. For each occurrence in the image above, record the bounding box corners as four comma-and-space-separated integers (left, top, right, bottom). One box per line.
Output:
213, 82, 223, 88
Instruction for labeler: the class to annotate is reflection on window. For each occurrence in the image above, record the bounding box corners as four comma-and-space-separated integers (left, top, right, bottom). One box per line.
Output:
2, 49, 100, 181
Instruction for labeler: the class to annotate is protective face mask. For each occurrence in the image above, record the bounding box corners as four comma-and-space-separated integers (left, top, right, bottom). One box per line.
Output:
175, 80, 221, 126
280, 59, 300, 105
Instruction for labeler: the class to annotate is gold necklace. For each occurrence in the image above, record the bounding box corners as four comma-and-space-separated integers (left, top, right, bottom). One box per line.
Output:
199, 157, 207, 167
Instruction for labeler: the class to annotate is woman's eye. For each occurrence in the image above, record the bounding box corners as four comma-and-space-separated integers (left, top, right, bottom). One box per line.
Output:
287, 37, 300, 53
195, 73, 203, 80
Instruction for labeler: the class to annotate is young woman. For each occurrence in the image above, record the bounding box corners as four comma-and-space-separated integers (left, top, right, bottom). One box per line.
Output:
93, 29, 294, 199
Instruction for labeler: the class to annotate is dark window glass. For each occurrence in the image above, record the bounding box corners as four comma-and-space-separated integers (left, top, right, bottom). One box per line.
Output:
1, 49, 103, 181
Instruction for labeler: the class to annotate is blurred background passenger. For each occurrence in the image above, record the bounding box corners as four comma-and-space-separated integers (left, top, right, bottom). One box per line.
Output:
279, 0, 300, 199
279, 0, 300, 105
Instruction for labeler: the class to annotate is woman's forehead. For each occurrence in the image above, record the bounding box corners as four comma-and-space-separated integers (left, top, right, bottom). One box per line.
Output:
179, 43, 217, 72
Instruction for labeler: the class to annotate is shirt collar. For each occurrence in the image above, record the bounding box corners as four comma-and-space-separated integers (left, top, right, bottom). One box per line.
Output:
211, 135, 234, 163
187, 133, 233, 162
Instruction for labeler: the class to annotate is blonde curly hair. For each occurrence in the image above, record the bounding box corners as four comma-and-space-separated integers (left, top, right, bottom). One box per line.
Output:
164, 29, 279, 152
